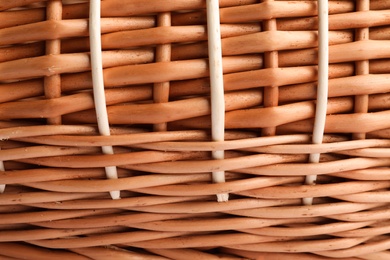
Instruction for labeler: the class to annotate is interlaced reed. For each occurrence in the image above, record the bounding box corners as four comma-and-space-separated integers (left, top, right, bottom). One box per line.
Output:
1, 0, 390, 259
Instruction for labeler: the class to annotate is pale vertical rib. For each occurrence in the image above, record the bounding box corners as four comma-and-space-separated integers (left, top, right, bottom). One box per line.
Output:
207, 0, 228, 202
303, 0, 329, 205
89, 0, 120, 200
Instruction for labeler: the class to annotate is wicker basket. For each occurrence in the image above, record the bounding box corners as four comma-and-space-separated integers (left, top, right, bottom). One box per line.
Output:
1, 0, 390, 259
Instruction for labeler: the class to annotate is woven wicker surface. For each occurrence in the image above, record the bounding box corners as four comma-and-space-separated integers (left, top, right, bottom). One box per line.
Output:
1, 0, 390, 259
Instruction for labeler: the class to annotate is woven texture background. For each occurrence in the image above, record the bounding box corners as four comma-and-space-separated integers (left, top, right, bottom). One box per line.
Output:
1, 0, 390, 259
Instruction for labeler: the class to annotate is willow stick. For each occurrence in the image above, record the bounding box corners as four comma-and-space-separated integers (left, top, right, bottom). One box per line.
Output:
303, 0, 329, 205
90, 0, 120, 200
207, 0, 228, 202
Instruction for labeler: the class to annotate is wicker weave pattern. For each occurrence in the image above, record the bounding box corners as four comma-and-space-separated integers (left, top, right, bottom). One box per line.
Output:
1, 0, 390, 259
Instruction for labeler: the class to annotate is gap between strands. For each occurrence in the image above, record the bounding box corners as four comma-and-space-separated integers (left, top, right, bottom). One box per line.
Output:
207, 0, 228, 202
303, 0, 329, 205
90, 0, 120, 200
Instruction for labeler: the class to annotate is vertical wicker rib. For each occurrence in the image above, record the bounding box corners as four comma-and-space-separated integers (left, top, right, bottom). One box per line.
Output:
1, 0, 390, 259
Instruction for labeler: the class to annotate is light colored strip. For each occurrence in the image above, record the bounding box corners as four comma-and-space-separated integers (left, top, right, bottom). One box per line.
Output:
303, 0, 329, 205
89, 0, 120, 199
0, 158, 4, 193
207, 0, 228, 202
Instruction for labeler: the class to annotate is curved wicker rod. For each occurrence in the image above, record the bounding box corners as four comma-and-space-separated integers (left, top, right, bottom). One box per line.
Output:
0, 50, 155, 82
12, 25, 390, 62
27, 232, 284, 250
241, 221, 374, 238
0, 191, 105, 206
18, 149, 302, 169
0, 57, 383, 105
0, 0, 255, 12
29, 223, 320, 248
72, 247, 170, 260
0, 209, 118, 225
147, 249, 229, 260
0, 226, 126, 242
72, 90, 261, 124
4, 29, 345, 59
176, 8, 390, 29
230, 9, 390, 30
34, 212, 219, 230
236, 181, 390, 199
226, 237, 369, 254
170, 101, 390, 133
303, 0, 328, 205
3, 2, 388, 35
332, 223, 390, 238
0, 30, 388, 72
175, 1, 350, 24
0, 6, 154, 29
334, 191, 390, 203
0, 0, 255, 28
128, 233, 301, 250
136, 138, 390, 154
0, 205, 33, 214
61, 23, 261, 53
0, 54, 261, 103
336, 148, 390, 158
25, 173, 213, 193
127, 198, 300, 214
0, 20, 258, 48
277, 110, 390, 134
369, 129, 390, 140
331, 208, 390, 222
28, 231, 202, 249
360, 252, 390, 260
176, 27, 390, 61
0, 19, 88, 46
225, 202, 384, 220
130, 177, 389, 199
129, 157, 390, 177
12, 133, 308, 150
126, 199, 358, 216
315, 237, 390, 258
0, 145, 99, 161
0, 125, 97, 140
24, 174, 300, 194
0, 168, 114, 184
222, 250, 362, 260
69, 96, 302, 125
127, 217, 363, 234
0, 243, 90, 260
0, 81, 151, 105
330, 168, 390, 181
0, 89, 262, 120
90, 0, 119, 200
0, 53, 263, 83
2, 129, 207, 145
1, 66, 388, 114
0, 0, 347, 26
1, 42, 389, 84
14, 130, 256, 148
236, 158, 390, 177
28, 196, 211, 210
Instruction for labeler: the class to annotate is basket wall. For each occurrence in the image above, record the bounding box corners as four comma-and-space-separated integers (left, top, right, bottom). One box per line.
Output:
1, 0, 390, 259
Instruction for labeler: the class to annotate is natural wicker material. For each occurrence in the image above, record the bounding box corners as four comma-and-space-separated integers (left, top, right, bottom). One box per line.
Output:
1, 0, 390, 259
